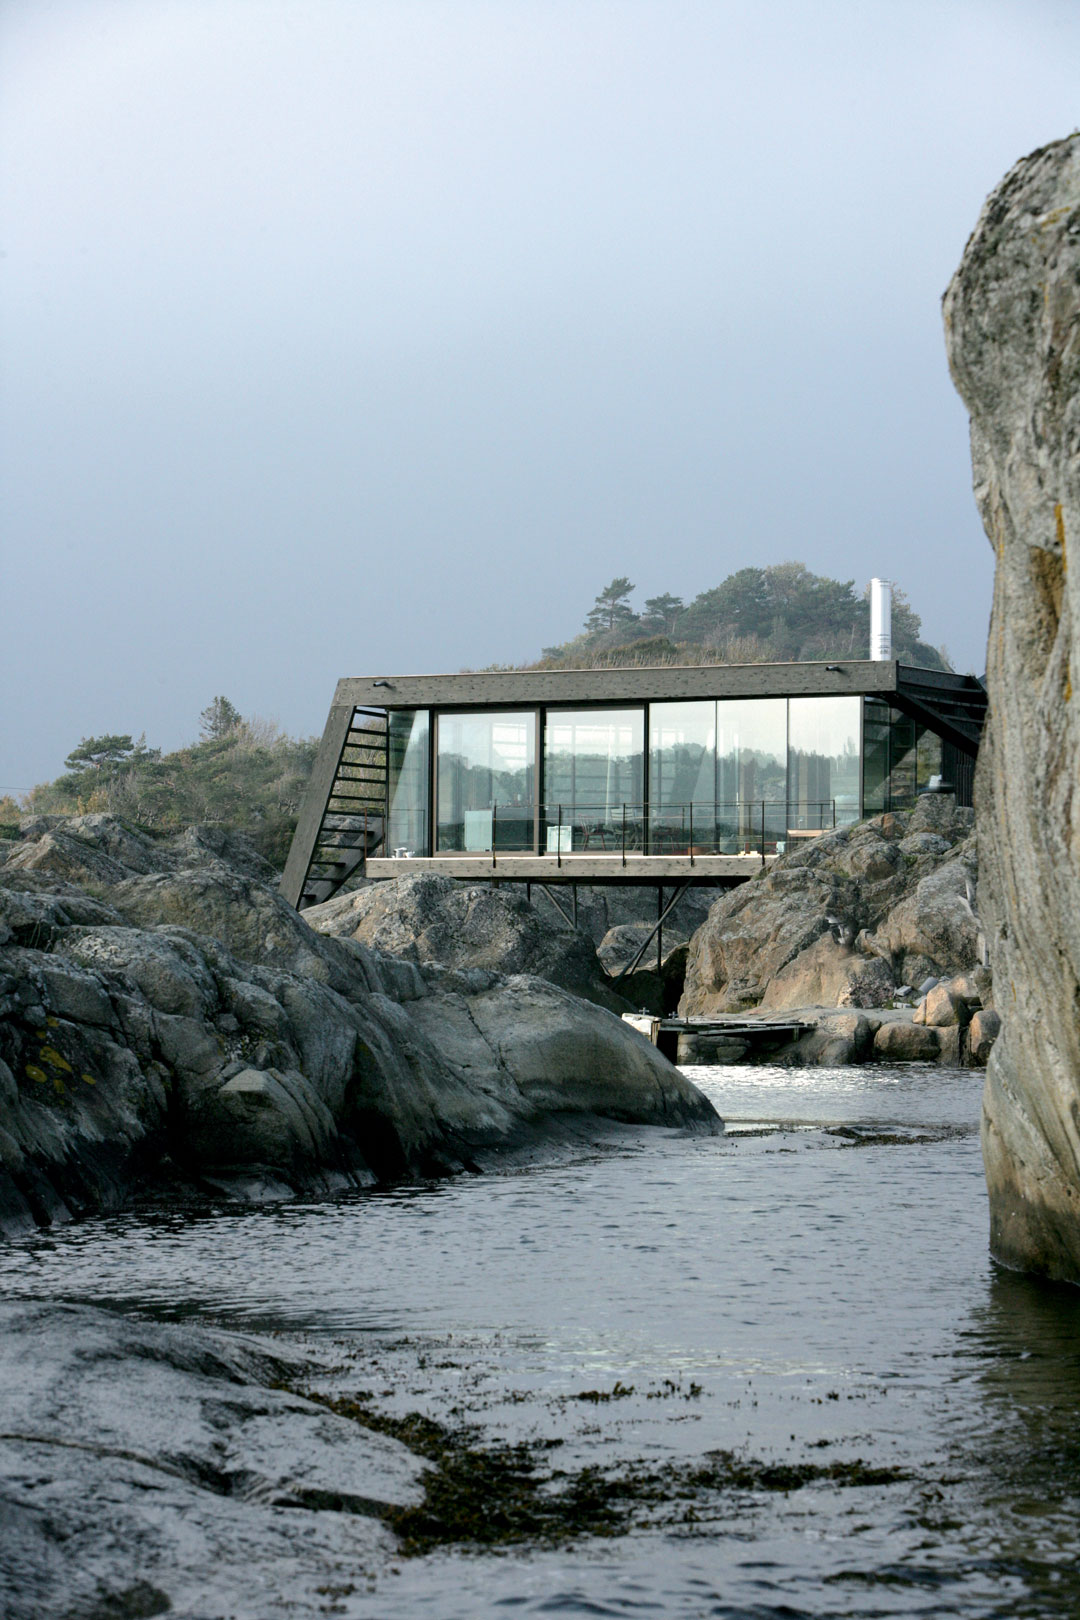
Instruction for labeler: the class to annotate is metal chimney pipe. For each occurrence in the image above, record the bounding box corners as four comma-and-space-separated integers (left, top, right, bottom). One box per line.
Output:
870, 578, 892, 661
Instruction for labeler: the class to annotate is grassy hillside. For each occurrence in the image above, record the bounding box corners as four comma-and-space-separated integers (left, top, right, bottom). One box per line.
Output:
1, 702, 317, 870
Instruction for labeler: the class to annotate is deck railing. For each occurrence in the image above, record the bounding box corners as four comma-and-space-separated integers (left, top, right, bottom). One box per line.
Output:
412, 800, 843, 867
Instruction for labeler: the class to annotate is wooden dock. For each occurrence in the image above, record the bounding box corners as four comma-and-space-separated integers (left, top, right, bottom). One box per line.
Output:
623, 1013, 809, 1064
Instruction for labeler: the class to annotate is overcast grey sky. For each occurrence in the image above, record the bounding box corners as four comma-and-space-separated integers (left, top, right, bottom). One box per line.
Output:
2, 0, 1078, 790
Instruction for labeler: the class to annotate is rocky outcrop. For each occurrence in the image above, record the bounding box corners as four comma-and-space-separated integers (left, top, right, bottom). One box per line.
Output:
0, 1301, 423, 1620
0, 817, 718, 1238
305, 872, 626, 1010
680, 799, 980, 1018
944, 133, 1080, 1281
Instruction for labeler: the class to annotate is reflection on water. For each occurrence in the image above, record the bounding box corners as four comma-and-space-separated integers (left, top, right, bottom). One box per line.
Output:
4, 1064, 1080, 1617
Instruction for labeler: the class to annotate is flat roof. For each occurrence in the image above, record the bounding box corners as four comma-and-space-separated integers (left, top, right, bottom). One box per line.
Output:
333, 658, 923, 710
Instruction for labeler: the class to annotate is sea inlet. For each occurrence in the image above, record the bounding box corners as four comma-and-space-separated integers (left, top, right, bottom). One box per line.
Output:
5, 1063, 1080, 1618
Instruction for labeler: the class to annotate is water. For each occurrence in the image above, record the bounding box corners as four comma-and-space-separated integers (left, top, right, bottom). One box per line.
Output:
6, 1064, 1080, 1618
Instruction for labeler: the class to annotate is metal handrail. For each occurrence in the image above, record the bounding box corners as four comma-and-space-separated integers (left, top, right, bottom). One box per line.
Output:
420, 800, 842, 862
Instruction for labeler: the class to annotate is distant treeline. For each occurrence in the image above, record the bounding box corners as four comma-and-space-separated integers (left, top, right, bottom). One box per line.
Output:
518, 563, 949, 672
1, 697, 317, 870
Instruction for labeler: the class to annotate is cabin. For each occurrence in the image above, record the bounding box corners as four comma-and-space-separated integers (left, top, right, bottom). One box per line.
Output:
280, 659, 986, 911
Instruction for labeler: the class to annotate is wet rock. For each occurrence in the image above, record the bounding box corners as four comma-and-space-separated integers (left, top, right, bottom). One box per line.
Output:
945, 132, 1080, 1279
0, 1301, 423, 1620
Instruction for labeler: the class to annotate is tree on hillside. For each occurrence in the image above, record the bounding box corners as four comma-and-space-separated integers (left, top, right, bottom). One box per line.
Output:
200, 696, 243, 741
585, 578, 637, 634
642, 594, 684, 636
63, 735, 136, 773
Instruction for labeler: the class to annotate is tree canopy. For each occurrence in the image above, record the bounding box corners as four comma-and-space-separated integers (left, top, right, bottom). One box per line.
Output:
537, 562, 950, 671
63, 735, 137, 773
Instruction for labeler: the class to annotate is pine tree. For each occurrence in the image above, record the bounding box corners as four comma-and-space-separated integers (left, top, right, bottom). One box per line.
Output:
584, 578, 637, 634
63, 735, 136, 773
641, 593, 684, 635
199, 696, 243, 741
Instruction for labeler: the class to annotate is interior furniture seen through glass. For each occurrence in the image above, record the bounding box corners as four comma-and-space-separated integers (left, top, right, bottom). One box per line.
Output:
436, 711, 535, 852
544, 708, 644, 851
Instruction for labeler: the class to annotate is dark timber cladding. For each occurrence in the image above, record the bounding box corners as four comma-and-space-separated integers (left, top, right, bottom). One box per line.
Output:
280, 659, 987, 909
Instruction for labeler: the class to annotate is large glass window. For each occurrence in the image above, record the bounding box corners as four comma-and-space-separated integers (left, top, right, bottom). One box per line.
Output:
649, 701, 716, 852
862, 699, 943, 813
436, 711, 535, 852
717, 698, 788, 852
544, 708, 644, 850
788, 696, 861, 829
387, 709, 430, 855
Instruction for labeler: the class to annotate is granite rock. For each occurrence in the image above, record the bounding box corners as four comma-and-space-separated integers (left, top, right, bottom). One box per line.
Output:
0, 817, 719, 1236
945, 132, 1080, 1279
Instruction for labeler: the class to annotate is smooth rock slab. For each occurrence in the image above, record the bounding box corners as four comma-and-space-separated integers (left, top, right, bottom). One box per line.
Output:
0, 1301, 424, 1620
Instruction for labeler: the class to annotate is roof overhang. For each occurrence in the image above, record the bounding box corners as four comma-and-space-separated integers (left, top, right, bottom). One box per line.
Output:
334, 659, 902, 710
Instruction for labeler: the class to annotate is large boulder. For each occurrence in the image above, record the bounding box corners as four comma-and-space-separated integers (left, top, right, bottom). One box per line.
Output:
944, 132, 1080, 1280
0, 817, 718, 1236
680, 803, 978, 1017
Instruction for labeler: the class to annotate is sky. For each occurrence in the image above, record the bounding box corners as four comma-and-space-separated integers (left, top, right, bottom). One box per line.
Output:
2, 0, 1079, 792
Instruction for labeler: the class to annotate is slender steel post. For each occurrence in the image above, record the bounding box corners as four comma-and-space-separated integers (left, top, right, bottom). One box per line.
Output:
689, 800, 694, 868
761, 799, 766, 866
622, 804, 626, 867
492, 802, 497, 869
557, 804, 562, 870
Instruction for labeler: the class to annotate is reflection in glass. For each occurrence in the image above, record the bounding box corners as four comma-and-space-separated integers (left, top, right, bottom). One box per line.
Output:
788, 696, 861, 828
649, 702, 715, 850
387, 709, 429, 855
716, 699, 788, 852
544, 709, 644, 849
862, 699, 944, 813
436, 711, 535, 852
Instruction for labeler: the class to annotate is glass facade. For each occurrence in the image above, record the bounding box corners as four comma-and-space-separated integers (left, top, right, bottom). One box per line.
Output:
788, 696, 861, 829
862, 699, 943, 813
648, 699, 788, 852
649, 701, 715, 852
387, 709, 429, 856
543, 708, 644, 849
436, 711, 535, 852
716, 699, 788, 851
377, 691, 962, 859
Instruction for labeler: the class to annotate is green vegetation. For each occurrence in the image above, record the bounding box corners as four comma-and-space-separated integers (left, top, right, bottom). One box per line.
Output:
8, 702, 317, 869
536, 562, 949, 671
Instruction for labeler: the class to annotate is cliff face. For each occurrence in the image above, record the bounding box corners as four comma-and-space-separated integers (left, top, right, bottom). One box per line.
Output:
944, 135, 1080, 1280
